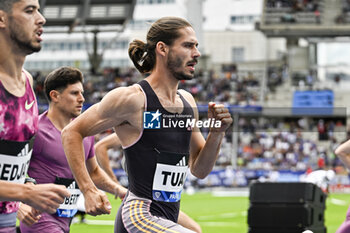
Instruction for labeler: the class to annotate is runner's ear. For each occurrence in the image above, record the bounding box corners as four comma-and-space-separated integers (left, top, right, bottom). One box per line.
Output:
49, 90, 60, 102
155, 41, 168, 57
0, 10, 7, 28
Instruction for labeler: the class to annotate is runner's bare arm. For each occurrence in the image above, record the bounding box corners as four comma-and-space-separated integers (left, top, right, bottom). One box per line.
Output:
62, 86, 141, 215
94, 133, 121, 183
335, 139, 350, 169
86, 156, 127, 199
178, 210, 202, 233
0, 181, 69, 214
179, 90, 232, 179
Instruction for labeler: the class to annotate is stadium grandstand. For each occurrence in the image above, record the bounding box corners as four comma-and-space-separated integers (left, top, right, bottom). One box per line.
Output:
18, 0, 350, 232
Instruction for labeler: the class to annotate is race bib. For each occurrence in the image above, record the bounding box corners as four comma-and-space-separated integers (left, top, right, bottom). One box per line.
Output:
152, 150, 189, 202
55, 177, 81, 218
0, 138, 34, 184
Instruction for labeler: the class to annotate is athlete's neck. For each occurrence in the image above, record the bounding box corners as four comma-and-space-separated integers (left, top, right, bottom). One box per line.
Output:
46, 107, 73, 131
146, 70, 179, 104
0, 39, 26, 82
0, 60, 27, 97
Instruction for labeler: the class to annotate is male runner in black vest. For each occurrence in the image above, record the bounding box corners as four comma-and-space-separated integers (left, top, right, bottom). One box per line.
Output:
62, 16, 232, 232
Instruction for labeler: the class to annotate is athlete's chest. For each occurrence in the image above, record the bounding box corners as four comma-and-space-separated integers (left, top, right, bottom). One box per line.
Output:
157, 95, 184, 114
0, 86, 37, 141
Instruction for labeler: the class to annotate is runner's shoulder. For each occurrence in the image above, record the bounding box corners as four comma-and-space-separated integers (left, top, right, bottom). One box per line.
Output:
178, 89, 196, 108
103, 84, 144, 111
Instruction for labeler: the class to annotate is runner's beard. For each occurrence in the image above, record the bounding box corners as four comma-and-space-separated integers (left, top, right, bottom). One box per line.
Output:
9, 19, 41, 54
167, 51, 194, 81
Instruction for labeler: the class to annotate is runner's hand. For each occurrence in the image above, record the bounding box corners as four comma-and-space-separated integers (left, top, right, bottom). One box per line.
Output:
17, 203, 41, 226
115, 184, 127, 200
84, 188, 111, 216
24, 184, 70, 214
207, 102, 232, 133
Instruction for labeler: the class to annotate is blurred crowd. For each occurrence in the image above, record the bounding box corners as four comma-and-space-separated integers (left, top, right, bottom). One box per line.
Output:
215, 116, 345, 170
267, 0, 321, 12
31, 62, 346, 178
335, 0, 350, 23
343, 0, 350, 12
34, 63, 284, 107
178, 68, 261, 106
95, 116, 346, 176
265, 0, 322, 24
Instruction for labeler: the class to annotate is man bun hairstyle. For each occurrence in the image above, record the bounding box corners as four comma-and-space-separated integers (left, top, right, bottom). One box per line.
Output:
128, 16, 192, 74
128, 39, 154, 74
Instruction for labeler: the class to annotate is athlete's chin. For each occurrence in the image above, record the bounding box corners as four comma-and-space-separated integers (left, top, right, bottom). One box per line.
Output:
183, 73, 195, 80
176, 76, 193, 81
32, 45, 42, 52
71, 112, 82, 118
31, 42, 42, 51
26, 44, 41, 54
172, 70, 195, 81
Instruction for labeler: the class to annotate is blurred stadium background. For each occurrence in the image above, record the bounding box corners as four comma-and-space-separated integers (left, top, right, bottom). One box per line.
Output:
26, 0, 350, 232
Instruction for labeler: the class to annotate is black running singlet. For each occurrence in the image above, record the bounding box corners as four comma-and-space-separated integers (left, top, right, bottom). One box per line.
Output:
123, 79, 194, 222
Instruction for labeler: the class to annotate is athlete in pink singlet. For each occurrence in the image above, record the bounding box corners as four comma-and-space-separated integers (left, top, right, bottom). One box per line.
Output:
0, 71, 38, 231
0, 1, 69, 232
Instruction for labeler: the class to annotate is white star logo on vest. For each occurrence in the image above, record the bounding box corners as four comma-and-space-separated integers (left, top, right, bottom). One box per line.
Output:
151, 110, 162, 122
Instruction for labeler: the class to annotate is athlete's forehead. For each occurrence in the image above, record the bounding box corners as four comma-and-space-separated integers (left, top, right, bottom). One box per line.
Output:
67, 81, 84, 89
174, 27, 198, 46
61, 81, 84, 92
